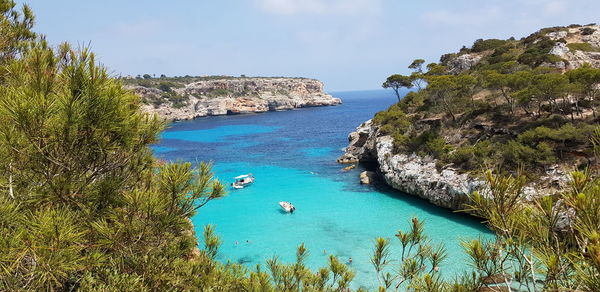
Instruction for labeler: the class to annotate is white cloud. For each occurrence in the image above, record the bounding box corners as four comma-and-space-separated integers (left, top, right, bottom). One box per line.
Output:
256, 0, 381, 16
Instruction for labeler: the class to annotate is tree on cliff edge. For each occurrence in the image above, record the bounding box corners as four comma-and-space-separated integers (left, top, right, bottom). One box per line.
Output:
382, 74, 412, 101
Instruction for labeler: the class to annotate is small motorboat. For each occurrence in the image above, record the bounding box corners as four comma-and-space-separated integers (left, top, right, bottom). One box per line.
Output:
279, 201, 296, 213
231, 174, 254, 189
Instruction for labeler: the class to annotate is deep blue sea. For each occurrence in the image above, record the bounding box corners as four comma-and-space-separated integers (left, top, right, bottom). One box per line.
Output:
152, 90, 492, 289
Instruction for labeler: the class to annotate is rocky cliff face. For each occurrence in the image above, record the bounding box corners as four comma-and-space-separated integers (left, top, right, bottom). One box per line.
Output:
542, 25, 600, 70
128, 78, 341, 120
445, 24, 600, 73
338, 121, 571, 211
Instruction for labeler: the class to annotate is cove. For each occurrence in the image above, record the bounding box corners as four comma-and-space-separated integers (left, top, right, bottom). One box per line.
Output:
152, 90, 493, 289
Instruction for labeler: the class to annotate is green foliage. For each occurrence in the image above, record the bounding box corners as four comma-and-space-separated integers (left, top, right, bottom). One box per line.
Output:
0, 12, 239, 289
517, 37, 560, 67
161, 90, 188, 108
382, 74, 413, 101
462, 170, 600, 291
405, 130, 452, 158
408, 59, 425, 73
581, 27, 596, 35
486, 45, 521, 65
567, 42, 600, 52
209, 88, 231, 97
471, 38, 511, 53
378, 26, 600, 178
0, 0, 35, 70
3, 5, 600, 290
370, 217, 449, 290
373, 104, 411, 134
447, 141, 494, 170
502, 140, 556, 168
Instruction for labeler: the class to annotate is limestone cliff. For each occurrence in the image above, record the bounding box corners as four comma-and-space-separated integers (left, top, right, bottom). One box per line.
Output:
126, 77, 341, 120
337, 24, 600, 211
338, 121, 570, 211
443, 24, 600, 73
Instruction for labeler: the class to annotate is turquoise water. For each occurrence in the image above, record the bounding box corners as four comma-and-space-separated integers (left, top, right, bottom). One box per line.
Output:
153, 90, 492, 289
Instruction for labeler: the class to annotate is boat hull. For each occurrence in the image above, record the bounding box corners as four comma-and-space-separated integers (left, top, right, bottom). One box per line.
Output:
279, 201, 295, 213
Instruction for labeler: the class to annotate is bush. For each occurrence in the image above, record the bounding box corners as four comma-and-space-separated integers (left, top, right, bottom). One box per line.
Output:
518, 37, 559, 67
518, 124, 596, 146
209, 88, 230, 97
567, 42, 600, 52
397, 91, 425, 111
373, 104, 411, 135
581, 27, 596, 35
440, 53, 458, 65
402, 130, 452, 158
502, 140, 556, 168
487, 46, 520, 64
137, 79, 153, 88
471, 39, 510, 53
158, 82, 172, 92
161, 91, 188, 108
425, 137, 453, 158
447, 141, 494, 170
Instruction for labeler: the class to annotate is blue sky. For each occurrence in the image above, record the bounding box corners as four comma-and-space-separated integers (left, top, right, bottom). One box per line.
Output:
21, 0, 600, 91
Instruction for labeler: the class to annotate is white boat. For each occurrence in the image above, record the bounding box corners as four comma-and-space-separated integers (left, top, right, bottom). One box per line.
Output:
231, 174, 254, 189
279, 201, 296, 213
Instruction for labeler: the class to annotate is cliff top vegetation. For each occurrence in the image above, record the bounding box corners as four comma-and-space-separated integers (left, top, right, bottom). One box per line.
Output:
379, 24, 600, 178
4, 0, 600, 290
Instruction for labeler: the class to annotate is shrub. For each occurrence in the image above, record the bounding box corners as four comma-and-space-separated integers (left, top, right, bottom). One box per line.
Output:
137, 79, 153, 88
158, 82, 172, 92
401, 130, 452, 158
487, 46, 520, 64
501, 140, 556, 168
581, 27, 596, 35
447, 141, 494, 170
518, 124, 596, 146
471, 39, 510, 53
161, 91, 188, 108
209, 88, 230, 97
518, 37, 559, 67
425, 137, 453, 158
373, 104, 411, 135
397, 91, 425, 111
567, 42, 600, 52
440, 53, 458, 65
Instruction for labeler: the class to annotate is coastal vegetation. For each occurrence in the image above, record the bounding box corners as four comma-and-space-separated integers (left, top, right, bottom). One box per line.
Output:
372, 23, 600, 291
4, 0, 600, 291
123, 75, 309, 108
0, 2, 354, 291
378, 25, 600, 177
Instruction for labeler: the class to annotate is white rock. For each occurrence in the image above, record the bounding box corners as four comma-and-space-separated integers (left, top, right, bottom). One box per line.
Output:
131, 78, 341, 121
337, 121, 571, 211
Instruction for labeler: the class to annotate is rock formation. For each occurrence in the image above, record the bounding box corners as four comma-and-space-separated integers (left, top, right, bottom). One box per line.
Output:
359, 171, 376, 185
127, 77, 341, 120
344, 24, 599, 211
338, 121, 571, 211
444, 24, 600, 73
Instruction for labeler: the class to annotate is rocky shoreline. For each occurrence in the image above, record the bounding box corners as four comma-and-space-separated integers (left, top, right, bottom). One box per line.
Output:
128, 77, 341, 121
338, 120, 571, 211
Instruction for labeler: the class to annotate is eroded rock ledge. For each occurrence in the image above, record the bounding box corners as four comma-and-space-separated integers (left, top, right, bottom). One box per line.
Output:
128, 77, 341, 121
338, 120, 571, 211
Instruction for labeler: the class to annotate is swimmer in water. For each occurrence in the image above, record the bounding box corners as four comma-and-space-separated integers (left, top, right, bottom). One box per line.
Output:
348, 257, 353, 264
